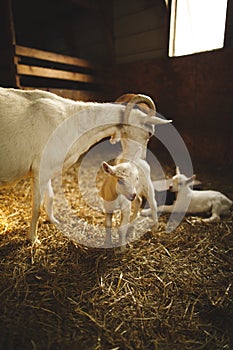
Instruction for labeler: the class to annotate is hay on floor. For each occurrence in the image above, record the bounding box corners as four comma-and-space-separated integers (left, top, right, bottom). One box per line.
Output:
0, 160, 233, 350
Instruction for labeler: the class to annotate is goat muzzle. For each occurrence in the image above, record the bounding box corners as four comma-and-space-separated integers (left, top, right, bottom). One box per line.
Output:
129, 193, 136, 201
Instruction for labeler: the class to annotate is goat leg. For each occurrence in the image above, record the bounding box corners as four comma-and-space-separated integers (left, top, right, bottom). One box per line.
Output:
103, 213, 113, 247
44, 179, 60, 225
118, 205, 131, 251
28, 174, 43, 244
146, 182, 159, 232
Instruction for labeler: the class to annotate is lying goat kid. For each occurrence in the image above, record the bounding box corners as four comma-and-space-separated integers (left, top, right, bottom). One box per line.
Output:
142, 167, 232, 222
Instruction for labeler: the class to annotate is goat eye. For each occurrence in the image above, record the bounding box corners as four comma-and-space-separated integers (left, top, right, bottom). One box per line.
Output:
118, 179, 124, 185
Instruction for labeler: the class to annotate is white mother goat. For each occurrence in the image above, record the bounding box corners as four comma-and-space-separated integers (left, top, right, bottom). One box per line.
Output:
0, 88, 170, 243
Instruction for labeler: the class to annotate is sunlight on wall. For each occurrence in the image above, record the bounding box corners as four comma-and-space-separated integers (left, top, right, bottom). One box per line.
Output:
169, 0, 228, 57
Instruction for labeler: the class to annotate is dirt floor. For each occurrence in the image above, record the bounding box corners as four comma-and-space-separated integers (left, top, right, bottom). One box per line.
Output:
0, 156, 232, 350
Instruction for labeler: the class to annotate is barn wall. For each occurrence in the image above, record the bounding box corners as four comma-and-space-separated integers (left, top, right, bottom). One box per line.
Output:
113, 48, 233, 165
225, 0, 233, 48
0, 0, 113, 101
12, 0, 112, 63
113, 0, 167, 63
111, 0, 233, 165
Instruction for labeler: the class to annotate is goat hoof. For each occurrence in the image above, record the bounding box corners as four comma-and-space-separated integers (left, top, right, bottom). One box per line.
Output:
33, 237, 41, 245
202, 217, 219, 223
45, 216, 60, 225
114, 244, 127, 254
102, 240, 113, 248
27, 235, 41, 245
151, 223, 159, 233
120, 244, 127, 252
51, 218, 60, 226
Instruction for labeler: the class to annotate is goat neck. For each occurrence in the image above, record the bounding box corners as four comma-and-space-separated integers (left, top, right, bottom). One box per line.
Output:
119, 135, 148, 161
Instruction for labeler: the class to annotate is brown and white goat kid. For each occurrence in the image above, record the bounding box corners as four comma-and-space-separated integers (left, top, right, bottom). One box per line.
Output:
0, 88, 170, 243
99, 149, 141, 248
143, 167, 233, 222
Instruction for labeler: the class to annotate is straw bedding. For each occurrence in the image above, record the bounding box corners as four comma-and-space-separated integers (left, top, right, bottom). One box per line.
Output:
0, 159, 232, 350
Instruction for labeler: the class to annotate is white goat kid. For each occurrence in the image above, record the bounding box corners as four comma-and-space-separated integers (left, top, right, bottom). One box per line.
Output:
146, 167, 232, 222
0, 88, 170, 243
100, 152, 140, 247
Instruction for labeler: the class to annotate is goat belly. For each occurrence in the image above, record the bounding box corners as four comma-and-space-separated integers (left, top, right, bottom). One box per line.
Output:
187, 191, 214, 214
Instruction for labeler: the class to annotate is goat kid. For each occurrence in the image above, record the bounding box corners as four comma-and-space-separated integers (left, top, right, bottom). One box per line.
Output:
142, 167, 233, 222
0, 88, 170, 243
100, 151, 140, 248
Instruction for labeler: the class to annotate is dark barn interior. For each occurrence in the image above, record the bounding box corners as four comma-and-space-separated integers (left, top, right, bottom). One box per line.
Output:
0, 0, 233, 349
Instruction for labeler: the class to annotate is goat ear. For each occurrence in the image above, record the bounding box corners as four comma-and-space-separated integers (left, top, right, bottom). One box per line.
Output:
144, 115, 172, 125
110, 130, 121, 144
191, 174, 196, 182
176, 166, 180, 175
102, 162, 114, 175
186, 174, 196, 185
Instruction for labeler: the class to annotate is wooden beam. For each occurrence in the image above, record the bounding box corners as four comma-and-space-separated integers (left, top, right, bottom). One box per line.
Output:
15, 45, 96, 69
17, 64, 95, 83
0, 0, 18, 87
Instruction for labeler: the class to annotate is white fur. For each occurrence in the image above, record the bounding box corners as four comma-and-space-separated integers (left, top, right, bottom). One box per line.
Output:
142, 167, 233, 222
116, 139, 159, 229
0, 88, 169, 243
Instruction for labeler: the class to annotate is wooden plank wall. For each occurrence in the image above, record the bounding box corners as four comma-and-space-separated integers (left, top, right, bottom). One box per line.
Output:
12, 0, 114, 65
113, 0, 167, 63
0, 0, 112, 102
0, 0, 18, 87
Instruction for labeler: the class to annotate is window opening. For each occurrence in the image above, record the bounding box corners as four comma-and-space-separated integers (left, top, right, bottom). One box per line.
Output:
169, 0, 228, 57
